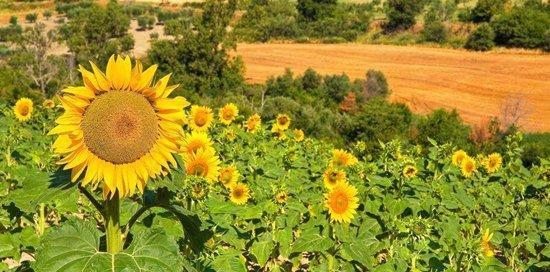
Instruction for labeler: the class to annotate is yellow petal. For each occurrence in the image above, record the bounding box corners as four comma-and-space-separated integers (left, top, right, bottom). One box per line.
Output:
55, 114, 82, 125
71, 160, 87, 182
160, 84, 179, 98
130, 60, 143, 91
103, 162, 116, 193
48, 124, 81, 135
136, 64, 157, 91
78, 65, 100, 92
153, 74, 171, 98
155, 97, 190, 113
89, 61, 110, 91
64, 148, 89, 170
62, 86, 95, 99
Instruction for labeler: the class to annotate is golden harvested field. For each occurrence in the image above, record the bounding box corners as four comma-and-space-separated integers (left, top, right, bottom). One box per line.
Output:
236, 43, 550, 132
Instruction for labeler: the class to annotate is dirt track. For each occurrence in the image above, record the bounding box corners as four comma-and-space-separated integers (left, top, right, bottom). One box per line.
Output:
236, 43, 550, 132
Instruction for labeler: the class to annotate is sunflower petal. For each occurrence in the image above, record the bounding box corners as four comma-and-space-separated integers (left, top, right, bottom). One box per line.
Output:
62, 86, 96, 99
89, 61, 110, 92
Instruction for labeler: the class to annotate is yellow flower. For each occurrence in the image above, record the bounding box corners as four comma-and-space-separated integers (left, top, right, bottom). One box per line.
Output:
325, 183, 359, 223
293, 129, 304, 142
275, 114, 291, 130
181, 131, 213, 155
322, 167, 346, 190
219, 165, 239, 188
484, 153, 502, 173
403, 165, 418, 179
461, 156, 476, 178
246, 114, 261, 133
452, 150, 468, 166
183, 147, 220, 182
191, 184, 207, 200
271, 125, 287, 140
189, 105, 213, 131
14, 98, 33, 122
229, 183, 250, 205
224, 128, 237, 141
331, 149, 358, 167
218, 103, 238, 125
42, 99, 55, 109
481, 229, 495, 257
48, 55, 189, 198
275, 191, 288, 204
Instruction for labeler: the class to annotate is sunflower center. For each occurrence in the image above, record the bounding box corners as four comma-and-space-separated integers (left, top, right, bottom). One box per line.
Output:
194, 112, 207, 126
18, 105, 29, 116
278, 117, 288, 125
81, 91, 158, 164
406, 168, 415, 175
190, 162, 208, 176
330, 192, 349, 214
233, 188, 244, 198
329, 172, 339, 183
222, 109, 234, 120
220, 171, 232, 183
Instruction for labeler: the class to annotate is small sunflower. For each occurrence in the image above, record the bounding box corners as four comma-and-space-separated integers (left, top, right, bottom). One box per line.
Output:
331, 149, 358, 168
42, 99, 55, 109
219, 165, 239, 188
452, 150, 468, 166
271, 125, 287, 140
246, 114, 261, 133
191, 184, 207, 200
184, 148, 220, 182
293, 129, 304, 142
322, 167, 346, 189
403, 165, 418, 179
229, 183, 250, 205
484, 153, 502, 173
49, 55, 188, 198
14, 98, 33, 122
460, 156, 476, 178
275, 191, 288, 204
325, 183, 359, 223
274, 114, 291, 130
181, 131, 214, 155
218, 103, 238, 125
189, 105, 213, 131
481, 229, 495, 257
224, 128, 237, 141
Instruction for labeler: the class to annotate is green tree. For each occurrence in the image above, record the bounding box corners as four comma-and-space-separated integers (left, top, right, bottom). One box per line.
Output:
490, 5, 550, 50
296, 0, 337, 21
470, 0, 506, 23
383, 0, 424, 32
362, 69, 389, 100
465, 23, 495, 51
414, 109, 471, 147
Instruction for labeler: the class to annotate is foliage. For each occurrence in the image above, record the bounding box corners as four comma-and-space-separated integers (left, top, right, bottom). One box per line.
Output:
469, 0, 506, 23
465, 23, 495, 51
414, 109, 471, 148
522, 133, 550, 166
25, 13, 38, 23
361, 69, 390, 101
383, 0, 424, 32
421, 5, 448, 43
490, 4, 550, 50
137, 15, 156, 30
296, 0, 337, 21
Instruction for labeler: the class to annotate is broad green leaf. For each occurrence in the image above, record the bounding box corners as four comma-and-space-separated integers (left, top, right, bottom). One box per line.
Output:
249, 239, 274, 267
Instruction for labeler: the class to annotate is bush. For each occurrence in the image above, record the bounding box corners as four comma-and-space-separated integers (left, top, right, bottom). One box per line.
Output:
9, 16, 18, 26
361, 69, 389, 100
414, 109, 471, 147
297, 0, 337, 21
522, 133, 550, 166
469, 0, 505, 23
25, 13, 38, 23
465, 23, 495, 51
323, 73, 351, 103
43, 10, 53, 20
490, 6, 550, 50
383, 0, 424, 32
421, 20, 447, 43
299, 68, 322, 91
150, 32, 159, 40
137, 15, 156, 30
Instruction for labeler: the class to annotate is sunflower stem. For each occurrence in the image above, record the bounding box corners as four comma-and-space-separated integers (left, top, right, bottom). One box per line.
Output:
105, 192, 122, 253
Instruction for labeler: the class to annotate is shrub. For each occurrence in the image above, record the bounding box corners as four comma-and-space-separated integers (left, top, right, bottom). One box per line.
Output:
490, 6, 550, 50
469, 0, 506, 23
465, 23, 495, 51
383, 0, 424, 32
361, 69, 389, 100
150, 32, 159, 40
421, 20, 447, 43
25, 13, 38, 23
9, 16, 18, 26
322, 73, 351, 103
296, 0, 337, 21
414, 109, 471, 147
299, 68, 322, 91
137, 15, 156, 30
522, 133, 550, 166
43, 10, 53, 20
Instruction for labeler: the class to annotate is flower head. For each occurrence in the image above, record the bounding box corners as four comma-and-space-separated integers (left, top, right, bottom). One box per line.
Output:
14, 98, 33, 122
42, 99, 55, 109
189, 105, 213, 131
275, 191, 288, 204
452, 150, 468, 166
219, 165, 239, 188
331, 149, 358, 168
184, 148, 220, 182
325, 183, 359, 223
275, 114, 291, 130
461, 156, 476, 178
181, 131, 214, 155
246, 114, 261, 133
403, 165, 418, 179
229, 183, 250, 205
293, 129, 304, 142
48, 55, 189, 198
481, 229, 495, 257
484, 153, 502, 173
271, 125, 287, 140
218, 103, 238, 125
322, 167, 346, 190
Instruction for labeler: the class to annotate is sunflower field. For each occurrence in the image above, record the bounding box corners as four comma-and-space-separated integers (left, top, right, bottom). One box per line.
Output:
0, 56, 549, 272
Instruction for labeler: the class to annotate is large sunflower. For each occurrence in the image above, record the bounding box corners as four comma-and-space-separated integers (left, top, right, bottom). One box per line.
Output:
331, 149, 358, 168
218, 103, 238, 125
325, 183, 359, 223
246, 114, 261, 133
49, 55, 188, 198
14, 98, 34, 122
322, 167, 346, 190
452, 150, 468, 166
229, 183, 250, 205
275, 114, 291, 130
183, 148, 220, 182
484, 153, 502, 173
181, 131, 213, 155
461, 156, 476, 178
189, 105, 213, 131
219, 165, 239, 188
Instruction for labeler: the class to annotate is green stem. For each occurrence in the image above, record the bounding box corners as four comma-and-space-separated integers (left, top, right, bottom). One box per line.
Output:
105, 192, 122, 253
38, 203, 46, 236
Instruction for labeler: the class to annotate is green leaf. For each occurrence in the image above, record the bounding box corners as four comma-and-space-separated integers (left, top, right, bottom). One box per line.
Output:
34, 220, 182, 272
250, 239, 274, 267
292, 231, 332, 253
0, 233, 20, 259
210, 249, 247, 272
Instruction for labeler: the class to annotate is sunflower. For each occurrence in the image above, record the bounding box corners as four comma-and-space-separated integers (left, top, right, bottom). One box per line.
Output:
219, 165, 239, 188
325, 183, 359, 223
481, 229, 495, 257
181, 131, 213, 155
14, 98, 33, 122
42, 99, 55, 109
331, 149, 358, 168
189, 105, 213, 131
184, 148, 220, 182
452, 150, 468, 166
275, 114, 291, 130
246, 114, 261, 133
460, 156, 476, 178
191, 184, 207, 200
275, 191, 288, 204
403, 165, 418, 179
293, 129, 304, 142
229, 183, 250, 205
224, 128, 237, 141
218, 103, 238, 125
484, 153, 502, 173
48, 55, 188, 198
322, 167, 346, 189
271, 125, 287, 140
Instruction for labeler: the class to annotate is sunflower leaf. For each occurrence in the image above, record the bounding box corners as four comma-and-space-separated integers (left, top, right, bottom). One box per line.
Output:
34, 219, 182, 272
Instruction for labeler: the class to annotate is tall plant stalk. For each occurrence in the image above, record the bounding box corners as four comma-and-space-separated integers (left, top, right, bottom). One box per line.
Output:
105, 192, 122, 253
